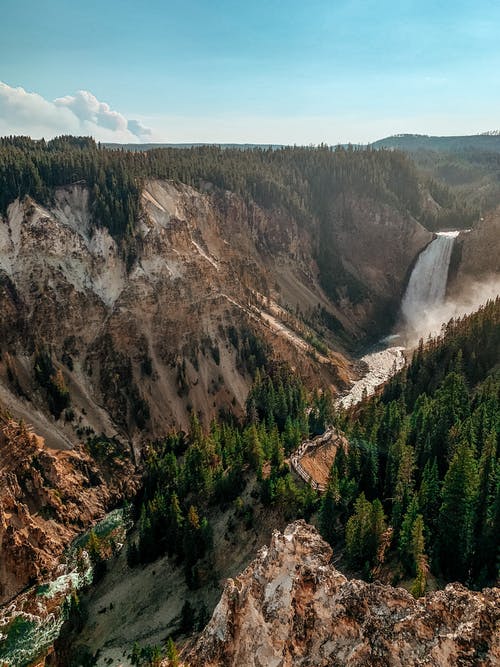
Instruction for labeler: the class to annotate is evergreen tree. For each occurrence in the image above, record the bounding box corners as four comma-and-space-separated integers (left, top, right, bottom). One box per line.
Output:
245, 424, 264, 474
165, 637, 179, 667
345, 493, 386, 570
474, 432, 499, 581
319, 467, 340, 546
438, 441, 478, 580
398, 495, 420, 574
391, 443, 415, 536
418, 458, 441, 547
411, 515, 426, 579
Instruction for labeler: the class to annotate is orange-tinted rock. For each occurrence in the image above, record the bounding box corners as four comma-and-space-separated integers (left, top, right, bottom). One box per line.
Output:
0, 414, 138, 604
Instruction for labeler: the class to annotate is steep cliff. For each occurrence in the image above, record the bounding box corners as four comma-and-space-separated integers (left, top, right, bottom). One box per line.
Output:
187, 521, 499, 667
450, 208, 500, 290
0, 410, 138, 604
0, 179, 430, 448
322, 194, 431, 332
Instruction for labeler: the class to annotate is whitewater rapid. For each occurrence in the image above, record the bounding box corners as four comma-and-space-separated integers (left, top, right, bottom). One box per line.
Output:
336, 346, 406, 409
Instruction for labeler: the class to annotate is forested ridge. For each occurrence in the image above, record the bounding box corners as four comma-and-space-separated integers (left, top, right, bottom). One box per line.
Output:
373, 134, 500, 214
0, 135, 423, 233
1, 135, 496, 595
114, 299, 499, 600
0, 134, 476, 304
1, 135, 472, 236
332, 297, 500, 589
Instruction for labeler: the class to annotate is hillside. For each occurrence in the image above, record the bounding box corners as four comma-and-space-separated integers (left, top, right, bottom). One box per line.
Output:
450, 206, 500, 290
371, 134, 500, 215
332, 298, 500, 589
0, 407, 138, 604
371, 133, 500, 153
0, 139, 498, 666
0, 139, 440, 451
54, 301, 499, 666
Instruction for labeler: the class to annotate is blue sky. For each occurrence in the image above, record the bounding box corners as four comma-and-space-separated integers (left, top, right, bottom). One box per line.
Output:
1, 0, 499, 143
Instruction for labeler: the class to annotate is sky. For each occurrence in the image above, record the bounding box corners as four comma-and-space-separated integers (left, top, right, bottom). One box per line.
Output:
1, 0, 499, 144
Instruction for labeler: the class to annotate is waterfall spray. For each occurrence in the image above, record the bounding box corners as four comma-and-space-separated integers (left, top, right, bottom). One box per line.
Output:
401, 231, 460, 341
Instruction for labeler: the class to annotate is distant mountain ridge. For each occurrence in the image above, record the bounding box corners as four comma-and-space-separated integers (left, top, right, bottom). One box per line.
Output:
105, 133, 500, 154
371, 133, 500, 153
104, 142, 286, 151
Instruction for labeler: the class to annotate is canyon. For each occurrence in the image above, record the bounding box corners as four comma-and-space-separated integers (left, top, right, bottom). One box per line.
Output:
0, 176, 435, 453
0, 145, 498, 666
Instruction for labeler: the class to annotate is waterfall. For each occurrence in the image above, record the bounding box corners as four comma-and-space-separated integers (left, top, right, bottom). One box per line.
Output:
401, 231, 460, 338
340, 229, 465, 406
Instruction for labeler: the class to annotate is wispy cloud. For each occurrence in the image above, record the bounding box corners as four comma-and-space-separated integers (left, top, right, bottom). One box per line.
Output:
0, 82, 152, 142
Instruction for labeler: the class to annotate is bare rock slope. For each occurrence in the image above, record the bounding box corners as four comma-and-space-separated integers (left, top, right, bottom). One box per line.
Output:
0, 180, 431, 449
0, 410, 138, 604
450, 208, 500, 291
186, 521, 499, 667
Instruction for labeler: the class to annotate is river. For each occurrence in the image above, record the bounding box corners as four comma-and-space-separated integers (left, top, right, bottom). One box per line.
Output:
0, 509, 128, 667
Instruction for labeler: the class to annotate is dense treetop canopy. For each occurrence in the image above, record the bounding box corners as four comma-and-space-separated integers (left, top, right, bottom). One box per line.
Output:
127, 299, 499, 591
0, 134, 450, 239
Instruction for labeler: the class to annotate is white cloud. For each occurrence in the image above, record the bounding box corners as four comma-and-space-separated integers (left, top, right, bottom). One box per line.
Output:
0, 81, 152, 142
1, 80, 494, 145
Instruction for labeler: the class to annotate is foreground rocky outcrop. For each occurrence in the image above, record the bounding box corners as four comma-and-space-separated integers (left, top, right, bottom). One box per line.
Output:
186, 521, 499, 667
0, 411, 138, 604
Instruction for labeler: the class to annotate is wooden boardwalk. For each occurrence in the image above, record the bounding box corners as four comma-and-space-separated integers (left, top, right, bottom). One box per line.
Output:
289, 428, 345, 492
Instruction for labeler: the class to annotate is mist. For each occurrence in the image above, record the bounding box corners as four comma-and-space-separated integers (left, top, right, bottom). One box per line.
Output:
400, 276, 500, 348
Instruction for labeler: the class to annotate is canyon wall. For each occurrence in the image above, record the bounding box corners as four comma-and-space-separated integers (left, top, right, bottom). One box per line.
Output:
0, 410, 138, 604
0, 180, 431, 449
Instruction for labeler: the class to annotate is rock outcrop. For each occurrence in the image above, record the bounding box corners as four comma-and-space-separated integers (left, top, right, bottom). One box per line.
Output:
450, 209, 500, 291
328, 194, 432, 324
186, 521, 500, 667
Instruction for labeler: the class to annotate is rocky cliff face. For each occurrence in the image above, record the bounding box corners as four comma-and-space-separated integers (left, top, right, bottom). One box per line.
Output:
0, 410, 137, 604
0, 177, 434, 632
326, 194, 432, 330
186, 521, 499, 667
0, 180, 430, 448
450, 208, 500, 291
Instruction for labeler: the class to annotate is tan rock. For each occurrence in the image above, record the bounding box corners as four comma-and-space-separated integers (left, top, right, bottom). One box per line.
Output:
186, 521, 499, 667
0, 180, 430, 449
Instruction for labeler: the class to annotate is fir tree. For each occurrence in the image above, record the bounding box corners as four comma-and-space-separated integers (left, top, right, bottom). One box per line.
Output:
319, 467, 340, 546
438, 441, 478, 580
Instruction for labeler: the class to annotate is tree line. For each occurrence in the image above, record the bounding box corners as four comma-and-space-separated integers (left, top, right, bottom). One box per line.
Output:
125, 361, 333, 587
124, 299, 498, 597
0, 135, 473, 297
328, 297, 499, 589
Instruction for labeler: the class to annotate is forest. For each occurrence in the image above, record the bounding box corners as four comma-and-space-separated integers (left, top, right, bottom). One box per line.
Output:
1, 134, 496, 591
115, 298, 499, 598
0, 135, 424, 229
332, 296, 500, 590
0, 135, 477, 287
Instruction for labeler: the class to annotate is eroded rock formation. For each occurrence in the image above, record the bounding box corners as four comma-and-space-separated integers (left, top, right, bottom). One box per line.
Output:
450, 208, 500, 291
0, 411, 137, 604
186, 521, 499, 667
0, 180, 431, 449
